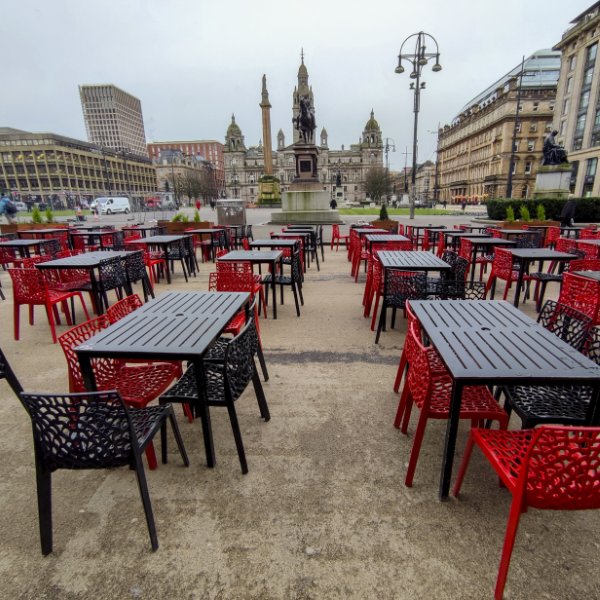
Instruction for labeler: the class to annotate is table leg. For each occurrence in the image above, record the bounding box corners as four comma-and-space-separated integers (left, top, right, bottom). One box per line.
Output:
271, 259, 278, 319
78, 354, 97, 391
163, 246, 172, 284
469, 247, 477, 286
439, 380, 463, 500
193, 359, 216, 468
512, 258, 526, 308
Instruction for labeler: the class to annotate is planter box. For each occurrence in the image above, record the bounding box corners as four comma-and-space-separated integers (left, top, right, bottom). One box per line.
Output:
501, 220, 560, 229
1, 223, 69, 235
157, 220, 214, 234
370, 219, 398, 233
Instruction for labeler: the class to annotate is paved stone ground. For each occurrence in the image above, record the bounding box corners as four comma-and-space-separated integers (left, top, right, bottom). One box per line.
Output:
0, 212, 598, 600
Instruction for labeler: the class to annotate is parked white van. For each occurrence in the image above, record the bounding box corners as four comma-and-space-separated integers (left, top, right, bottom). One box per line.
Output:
91, 197, 131, 215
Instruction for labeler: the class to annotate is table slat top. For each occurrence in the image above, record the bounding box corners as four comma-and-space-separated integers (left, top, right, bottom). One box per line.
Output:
410, 300, 600, 383
135, 235, 189, 243
0, 239, 54, 247
365, 234, 411, 242
250, 239, 297, 247
509, 249, 577, 260
36, 250, 131, 268
218, 250, 282, 261
76, 291, 249, 358
464, 237, 516, 246
378, 251, 452, 270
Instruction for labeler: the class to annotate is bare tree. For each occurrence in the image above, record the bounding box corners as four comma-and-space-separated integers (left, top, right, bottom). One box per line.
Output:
363, 167, 392, 204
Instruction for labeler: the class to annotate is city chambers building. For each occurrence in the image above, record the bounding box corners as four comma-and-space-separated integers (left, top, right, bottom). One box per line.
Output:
0, 127, 157, 208
437, 49, 560, 203
223, 56, 384, 205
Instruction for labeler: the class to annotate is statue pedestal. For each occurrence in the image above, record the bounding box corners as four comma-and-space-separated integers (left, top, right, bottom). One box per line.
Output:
533, 166, 572, 199
271, 184, 342, 224
270, 143, 342, 224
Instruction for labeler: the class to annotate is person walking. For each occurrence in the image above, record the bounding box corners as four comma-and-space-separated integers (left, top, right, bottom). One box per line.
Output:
560, 196, 577, 227
0, 193, 18, 224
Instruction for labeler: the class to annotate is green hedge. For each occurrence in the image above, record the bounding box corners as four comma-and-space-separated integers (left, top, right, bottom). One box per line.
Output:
486, 197, 600, 222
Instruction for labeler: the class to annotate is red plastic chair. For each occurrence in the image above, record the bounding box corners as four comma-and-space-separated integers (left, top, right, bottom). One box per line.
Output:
58, 316, 180, 469
453, 425, 600, 600
395, 322, 508, 487
544, 226, 560, 248
485, 247, 533, 301
331, 224, 350, 251
459, 237, 490, 281
558, 271, 600, 325
576, 240, 599, 259
8, 268, 91, 344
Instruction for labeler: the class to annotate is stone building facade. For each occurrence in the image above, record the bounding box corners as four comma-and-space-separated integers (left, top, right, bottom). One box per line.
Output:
0, 127, 156, 208
223, 57, 384, 205
553, 2, 600, 196
437, 50, 560, 203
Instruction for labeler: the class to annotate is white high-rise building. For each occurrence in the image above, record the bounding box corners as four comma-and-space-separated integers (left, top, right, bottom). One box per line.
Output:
79, 84, 148, 158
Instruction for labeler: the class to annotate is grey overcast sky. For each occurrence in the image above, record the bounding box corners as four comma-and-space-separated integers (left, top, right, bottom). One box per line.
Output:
1, 0, 592, 171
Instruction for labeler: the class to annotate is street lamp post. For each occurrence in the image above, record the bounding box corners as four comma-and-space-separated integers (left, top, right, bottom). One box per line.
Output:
383, 138, 396, 205
506, 56, 526, 199
395, 31, 442, 219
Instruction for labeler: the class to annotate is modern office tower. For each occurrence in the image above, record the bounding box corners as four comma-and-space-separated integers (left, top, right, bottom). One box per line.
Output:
553, 3, 600, 196
79, 84, 148, 158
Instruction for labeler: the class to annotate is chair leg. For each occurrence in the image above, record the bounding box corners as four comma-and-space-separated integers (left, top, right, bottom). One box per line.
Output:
404, 409, 429, 487
145, 443, 158, 470
132, 451, 159, 551
495, 497, 526, 600
393, 384, 411, 428
375, 305, 386, 344
452, 432, 475, 497
256, 345, 269, 381
35, 458, 53, 555
167, 407, 190, 466
251, 366, 270, 420
226, 401, 248, 474
291, 284, 301, 317
393, 351, 407, 393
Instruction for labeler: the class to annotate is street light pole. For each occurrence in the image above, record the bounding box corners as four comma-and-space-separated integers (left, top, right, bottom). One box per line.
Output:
395, 31, 442, 219
383, 138, 396, 205
506, 56, 525, 199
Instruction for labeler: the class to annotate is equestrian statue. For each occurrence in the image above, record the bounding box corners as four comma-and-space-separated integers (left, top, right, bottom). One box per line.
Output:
294, 96, 316, 144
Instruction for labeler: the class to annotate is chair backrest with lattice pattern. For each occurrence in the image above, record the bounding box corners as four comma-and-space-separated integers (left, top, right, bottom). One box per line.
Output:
224, 315, 260, 403
558, 272, 600, 324
492, 247, 515, 279
520, 426, 600, 510
19, 391, 135, 471
576, 240, 599, 259
569, 258, 600, 272
0, 346, 23, 396
384, 270, 427, 308
98, 256, 128, 292
58, 316, 112, 392
458, 238, 473, 261
537, 299, 593, 350
106, 294, 143, 324
8, 268, 46, 303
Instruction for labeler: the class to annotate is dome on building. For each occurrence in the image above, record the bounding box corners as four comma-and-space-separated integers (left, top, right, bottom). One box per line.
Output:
364, 109, 380, 131
227, 114, 242, 137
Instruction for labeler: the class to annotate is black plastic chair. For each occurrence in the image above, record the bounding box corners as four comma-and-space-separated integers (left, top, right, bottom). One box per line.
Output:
18, 389, 189, 554
159, 315, 269, 474
536, 299, 593, 351
124, 250, 154, 302
315, 225, 325, 262
500, 326, 600, 429
262, 249, 303, 316
375, 270, 427, 344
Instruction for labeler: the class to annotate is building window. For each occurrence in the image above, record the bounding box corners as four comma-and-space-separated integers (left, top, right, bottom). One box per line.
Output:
511, 162, 517, 175
529, 123, 537, 132
570, 160, 579, 193
525, 162, 533, 174
563, 98, 570, 115
569, 55, 577, 71
584, 157, 597, 196
566, 77, 573, 93
515, 122, 521, 133
532, 102, 539, 112
587, 42, 598, 64
527, 140, 535, 152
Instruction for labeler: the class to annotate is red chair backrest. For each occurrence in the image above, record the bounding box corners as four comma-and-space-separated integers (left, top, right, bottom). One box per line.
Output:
545, 226, 560, 246
58, 316, 111, 392
106, 294, 143, 324
520, 426, 600, 510
555, 237, 577, 253
568, 258, 600, 272
8, 268, 46, 303
492, 247, 515, 278
459, 238, 473, 261
576, 240, 599, 259
558, 272, 600, 323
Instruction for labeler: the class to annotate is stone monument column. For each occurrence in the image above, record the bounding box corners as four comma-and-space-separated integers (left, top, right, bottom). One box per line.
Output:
260, 75, 273, 175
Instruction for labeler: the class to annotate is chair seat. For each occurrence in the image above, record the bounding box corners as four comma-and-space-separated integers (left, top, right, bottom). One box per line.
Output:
504, 384, 592, 426
420, 381, 508, 421
98, 363, 180, 408
530, 272, 563, 283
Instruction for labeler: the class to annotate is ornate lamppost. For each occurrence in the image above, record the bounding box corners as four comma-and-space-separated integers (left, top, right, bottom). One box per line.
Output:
395, 31, 442, 219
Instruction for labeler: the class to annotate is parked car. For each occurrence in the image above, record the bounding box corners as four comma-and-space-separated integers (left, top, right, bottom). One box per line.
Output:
90, 197, 131, 215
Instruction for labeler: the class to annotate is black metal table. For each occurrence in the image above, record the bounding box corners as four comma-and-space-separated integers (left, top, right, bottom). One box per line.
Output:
377, 250, 452, 272
463, 237, 516, 284
68, 229, 120, 251
134, 235, 191, 283
121, 224, 167, 238
36, 250, 132, 315
410, 299, 600, 499
561, 226, 586, 238
75, 291, 251, 469
508, 248, 577, 308
250, 239, 298, 251
0, 238, 57, 258
17, 228, 69, 240
441, 231, 489, 251
364, 234, 411, 253
186, 228, 227, 260
217, 250, 283, 319
272, 232, 314, 270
